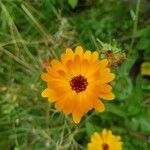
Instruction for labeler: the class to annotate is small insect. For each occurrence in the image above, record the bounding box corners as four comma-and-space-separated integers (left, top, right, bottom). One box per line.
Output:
101, 49, 127, 67
106, 50, 113, 58
107, 50, 126, 67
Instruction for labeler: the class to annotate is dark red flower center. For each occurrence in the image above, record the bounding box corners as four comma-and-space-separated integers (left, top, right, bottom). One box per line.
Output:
103, 144, 109, 150
70, 75, 88, 93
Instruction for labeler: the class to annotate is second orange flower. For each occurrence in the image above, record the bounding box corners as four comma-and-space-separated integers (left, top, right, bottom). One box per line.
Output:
41, 46, 115, 123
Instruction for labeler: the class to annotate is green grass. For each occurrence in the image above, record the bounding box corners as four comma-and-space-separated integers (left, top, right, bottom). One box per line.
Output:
0, 0, 150, 149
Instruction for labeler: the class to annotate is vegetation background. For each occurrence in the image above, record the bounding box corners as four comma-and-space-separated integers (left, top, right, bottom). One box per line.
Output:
0, 0, 150, 149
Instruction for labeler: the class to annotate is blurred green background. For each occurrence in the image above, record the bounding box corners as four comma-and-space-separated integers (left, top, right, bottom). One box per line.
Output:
0, 0, 150, 149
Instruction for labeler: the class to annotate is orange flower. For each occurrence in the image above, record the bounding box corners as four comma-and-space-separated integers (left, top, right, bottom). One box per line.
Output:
41, 46, 115, 123
88, 129, 123, 150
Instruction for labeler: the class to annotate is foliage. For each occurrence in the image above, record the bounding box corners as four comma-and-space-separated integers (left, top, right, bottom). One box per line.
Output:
0, 0, 150, 150
67, 0, 78, 9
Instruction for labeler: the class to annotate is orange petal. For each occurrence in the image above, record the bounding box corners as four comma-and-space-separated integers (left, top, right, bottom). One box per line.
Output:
91, 51, 99, 62
98, 72, 115, 84
46, 67, 60, 78
88, 68, 115, 85
71, 94, 86, 123
66, 48, 75, 61
63, 92, 76, 115
41, 88, 56, 102
66, 48, 74, 54
103, 73, 115, 83
75, 46, 84, 58
61, 50, 74, 65
63, 99, 74, 115
72, 111, 82, 124
51, 59, 66, 72
60, 53, 66, 64
41, 73, 51, 81
80, 92, 93, 112
57, 70, 66, 76
55, 94, 69, 110
66, 60, 76, 76
99, 68, 111, 74
97, 84, 112, 93
87, 71, 101, 83
86, 61, 101, 77
55, 91, 75, 111
41, 88, 51, 97
99, 59, 109, 68
48, 97, 56, 102
55, 99, 67, 111
74, 55, 81, 74
72, 93, 92, 118
99, 92, 115, 100
84, 50, 92, 61
56, 69, 71, 80
93, 99, 105, 112
80, 59, 89, 75
47, 81, 70, 98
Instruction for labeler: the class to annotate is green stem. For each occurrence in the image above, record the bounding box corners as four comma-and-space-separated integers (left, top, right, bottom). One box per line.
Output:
130, 0, 141, 49
13, 122, 20, 150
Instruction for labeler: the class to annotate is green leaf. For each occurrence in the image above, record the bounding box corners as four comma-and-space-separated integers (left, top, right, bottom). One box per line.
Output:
118, 54, 137, 76
114, 76, 133, 100
138, 116, 150, 133
85, 122, 101, 137
143, 50, 150, 61
134, 74, 142, 103
68, 0, 78, 9
136, 37, 150, 49
125, 74, 142, 115
125, 118, 139, 130
106, 103, 126, 118
135, 26, 150, 50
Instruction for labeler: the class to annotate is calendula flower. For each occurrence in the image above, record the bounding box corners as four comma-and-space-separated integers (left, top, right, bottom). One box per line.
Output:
41, 46, 115, 123
88, 129, 123, 150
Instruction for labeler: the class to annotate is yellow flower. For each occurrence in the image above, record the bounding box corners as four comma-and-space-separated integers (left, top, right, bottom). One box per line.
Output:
41, 46, 115, 123
88, 129, 123, 150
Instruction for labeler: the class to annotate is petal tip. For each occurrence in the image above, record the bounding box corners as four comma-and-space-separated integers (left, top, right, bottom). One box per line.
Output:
93, 100, 105, 112
41, 89, 47, 97
72, 113, 82, 124
66, 48, 73, 53
41, 88, 51, 98
41, 73, 48, 81
75, 46, 84, 54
